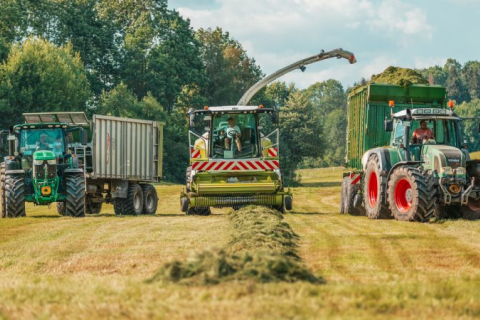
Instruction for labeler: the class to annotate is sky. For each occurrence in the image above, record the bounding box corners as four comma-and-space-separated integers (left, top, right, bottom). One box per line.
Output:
168, 0, 480, 89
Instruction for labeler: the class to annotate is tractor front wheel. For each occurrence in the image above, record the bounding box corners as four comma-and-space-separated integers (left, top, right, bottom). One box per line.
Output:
461, 198, 480, 220
5, 175, 26, 218
363, 154, 391, 219
387, 167, 435, 222
65, 175, 86, 217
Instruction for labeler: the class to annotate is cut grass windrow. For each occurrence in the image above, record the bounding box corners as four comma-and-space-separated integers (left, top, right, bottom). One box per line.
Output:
149, 206, 323, 285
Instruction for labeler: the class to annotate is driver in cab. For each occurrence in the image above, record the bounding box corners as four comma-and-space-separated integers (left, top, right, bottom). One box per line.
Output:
412, 120, 434, 144
36, 134, 50, 151
224, 117, 242, 152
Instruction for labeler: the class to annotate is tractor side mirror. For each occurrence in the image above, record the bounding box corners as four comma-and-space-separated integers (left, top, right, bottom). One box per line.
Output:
385, 119, 394, 132
80, 130, 88, 146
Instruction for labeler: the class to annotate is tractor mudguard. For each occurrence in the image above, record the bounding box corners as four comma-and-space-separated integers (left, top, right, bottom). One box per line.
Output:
386, 161, 424, 182
362, 148, 393, 175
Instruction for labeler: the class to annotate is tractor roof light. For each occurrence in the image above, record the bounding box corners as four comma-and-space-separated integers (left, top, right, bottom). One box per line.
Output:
448, 100, 455, 108
204, 106, 209, 110
389, 101, 395, 108
259, 105, 264, 109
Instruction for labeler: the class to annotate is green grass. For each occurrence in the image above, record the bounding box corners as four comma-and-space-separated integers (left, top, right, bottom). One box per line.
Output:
1, 167, 480, 319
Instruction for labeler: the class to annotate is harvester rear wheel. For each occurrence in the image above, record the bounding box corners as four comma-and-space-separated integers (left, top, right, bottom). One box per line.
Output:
461, 198, 480, 220
1, 163, 6, 218
5, 175, 26, 218
141, 184, 158, 215
56, 202, 66, 216
113, 183, 143, 216
387, 167, 435, 222
65, 175, 86, 218
364, 154, 391, 219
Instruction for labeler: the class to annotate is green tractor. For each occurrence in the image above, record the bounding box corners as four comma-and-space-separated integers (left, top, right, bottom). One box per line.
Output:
342, 83, 480, 222
1, 116, 88, 218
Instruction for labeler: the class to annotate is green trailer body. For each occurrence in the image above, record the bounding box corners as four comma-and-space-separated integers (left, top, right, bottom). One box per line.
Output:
346, 84, 447, 170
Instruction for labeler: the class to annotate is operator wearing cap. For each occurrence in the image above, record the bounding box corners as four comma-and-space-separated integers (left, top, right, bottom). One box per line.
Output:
224, 117, 242, 152
412, 120, 434, 144
36, 134, 50, 151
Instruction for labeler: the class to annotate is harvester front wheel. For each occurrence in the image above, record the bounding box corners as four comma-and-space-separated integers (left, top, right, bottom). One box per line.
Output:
285, 195, 293, 211
387, 167, 435, 222
113, 183, 143, 216
1, 163, 6, 218
461, 198, 480, 220
141, 184, 158, 215
5, 175, 26, 218
364, 155, 391, 219
65, 175, 86, 218
187, 207, 211, 216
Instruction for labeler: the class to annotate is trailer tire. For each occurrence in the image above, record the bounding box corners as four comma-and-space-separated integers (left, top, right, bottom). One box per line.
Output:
346, 180, 365, 216
4, 175, 26, 218
1, 163, 6, 218
65, 175, 85, 218
340, 177, 347, 214
387, 167, 435, 222
113, 184, 143, 216
364, 154, 391, 219
141, 184, 158, 215
461, 198, 480, 220
56, 202, 66, 216
180, 198, 189, 213
86, 201, 103, 214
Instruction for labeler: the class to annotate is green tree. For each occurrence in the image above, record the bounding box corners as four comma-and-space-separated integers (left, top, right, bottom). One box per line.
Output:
264, 81, 297, 108
445, 58, 468, 102
417, 65, 448, 86
0, 37, 90, 128
463, 61, 480, 100
305, 79, 346, 113
196, 27, 263, 105
455, 100, 480, 152
279, 91, 322, 183
321, 109, 347, 166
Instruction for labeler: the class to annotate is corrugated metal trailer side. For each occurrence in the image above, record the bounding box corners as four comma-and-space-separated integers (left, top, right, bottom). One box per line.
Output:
347, 84, 447, 170
91, 115, 163, 182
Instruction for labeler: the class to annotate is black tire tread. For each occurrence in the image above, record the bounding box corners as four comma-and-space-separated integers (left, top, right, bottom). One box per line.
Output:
113, 184, 143, 216
364, 154, 391, 219
5, 175, 26, 218
65, 175, 85, 217
141, 184, 158, 215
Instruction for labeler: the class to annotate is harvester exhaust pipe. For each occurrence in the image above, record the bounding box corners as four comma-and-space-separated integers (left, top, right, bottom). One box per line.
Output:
237, 48, 357, 106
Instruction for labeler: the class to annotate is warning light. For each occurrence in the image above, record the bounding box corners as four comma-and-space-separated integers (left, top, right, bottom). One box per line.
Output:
389, 101, 395, 108
259, 105, 264, 109
203, 106, 209, 110
348, 54, 357, 64
448, 100, 455, 108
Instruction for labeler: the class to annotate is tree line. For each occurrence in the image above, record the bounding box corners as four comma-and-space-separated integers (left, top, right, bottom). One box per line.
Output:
0, 0, 479, 184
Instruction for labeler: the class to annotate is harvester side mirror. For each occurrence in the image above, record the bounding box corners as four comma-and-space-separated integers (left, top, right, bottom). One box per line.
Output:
189, 114, 195, 128
385, 119, 394, 132
80, 130, 88, 146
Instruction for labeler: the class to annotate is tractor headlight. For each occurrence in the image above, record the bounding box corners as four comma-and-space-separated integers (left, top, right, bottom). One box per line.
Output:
442, 167, 453, 175
456, 167, 465, 175
34, 160, 43, 165
47, 160, 56, 165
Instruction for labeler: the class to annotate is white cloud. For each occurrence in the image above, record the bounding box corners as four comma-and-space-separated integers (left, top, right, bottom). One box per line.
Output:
414, 57, 448, 69
176, 0, 434, 87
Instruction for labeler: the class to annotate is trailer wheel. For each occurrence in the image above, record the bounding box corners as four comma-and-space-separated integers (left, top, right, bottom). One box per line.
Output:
364, 154, 391, 219
65, 175, 85, 218
86, 201, 103, 214
113, 184, 143, 216
4, 175, 26, 218
461, 198, 480, 220
345, 179, 365, 216
1, 163, 6, 218
56, 202, 66, 216
141, 184, 158, 215
340, 177, 347, 214
387, 167, 435, 222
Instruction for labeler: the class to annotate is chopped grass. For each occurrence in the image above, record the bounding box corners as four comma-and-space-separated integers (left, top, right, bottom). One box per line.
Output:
370, 66, 428, 87
150, 206, 322, 285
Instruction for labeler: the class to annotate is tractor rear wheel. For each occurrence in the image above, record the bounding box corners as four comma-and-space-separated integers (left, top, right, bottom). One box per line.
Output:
141, 184, 158, 215
363, 154, 391, 219
387, 167, 435, 222
5, 175, 26, 218
65, 175, 85, 217
113, 183, 143, 216
461, 198, 480, 220
1, 163, 6, 218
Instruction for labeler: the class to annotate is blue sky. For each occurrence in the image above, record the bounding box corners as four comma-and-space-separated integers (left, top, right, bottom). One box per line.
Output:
169, 0, 480, 89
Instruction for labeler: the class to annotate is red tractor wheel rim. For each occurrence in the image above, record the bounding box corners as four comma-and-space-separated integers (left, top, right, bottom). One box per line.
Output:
394, 178, 413, 213
368, 171, 378, 207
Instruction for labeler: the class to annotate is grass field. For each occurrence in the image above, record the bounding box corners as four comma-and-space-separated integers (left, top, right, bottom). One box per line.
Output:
1, 168, 480, 319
